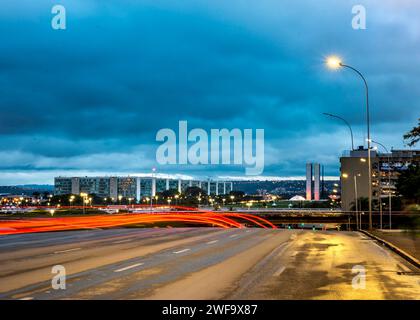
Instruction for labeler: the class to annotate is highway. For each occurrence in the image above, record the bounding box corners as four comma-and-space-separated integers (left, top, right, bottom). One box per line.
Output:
0, 228, 419, 299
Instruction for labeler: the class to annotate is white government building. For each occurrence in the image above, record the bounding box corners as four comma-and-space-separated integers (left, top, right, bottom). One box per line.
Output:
54, 176, 234, 202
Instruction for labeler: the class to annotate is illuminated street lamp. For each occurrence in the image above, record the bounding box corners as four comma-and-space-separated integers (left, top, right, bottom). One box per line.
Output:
372, 140, 392, 230
326, 55, 373, 230
326, 56, 342, 69
80, 192, 88, 214
69, 195, 75, 208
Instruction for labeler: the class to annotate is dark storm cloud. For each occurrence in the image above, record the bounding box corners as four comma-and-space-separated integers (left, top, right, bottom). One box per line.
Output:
0, 0, 419, 183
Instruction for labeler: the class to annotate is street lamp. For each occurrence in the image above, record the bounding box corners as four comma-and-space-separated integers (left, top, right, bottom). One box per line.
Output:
69, 195, 75, 208
344, 172, 362, 230
322, 113, 354, 150
326, 55, 373, 230
80, 192, 88, 214
372, 140, 392, 230
151, 167, 156, 212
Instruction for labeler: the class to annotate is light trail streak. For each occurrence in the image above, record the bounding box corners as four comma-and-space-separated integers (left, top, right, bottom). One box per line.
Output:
0, 205, 277, 235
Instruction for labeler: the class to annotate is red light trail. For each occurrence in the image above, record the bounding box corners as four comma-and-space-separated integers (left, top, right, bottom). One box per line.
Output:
0, 205, 276, 235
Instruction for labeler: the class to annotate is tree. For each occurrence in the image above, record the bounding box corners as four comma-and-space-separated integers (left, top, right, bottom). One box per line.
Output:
403, 118, 420, 146
396, 165, 420, 203
184, 187, 204, 198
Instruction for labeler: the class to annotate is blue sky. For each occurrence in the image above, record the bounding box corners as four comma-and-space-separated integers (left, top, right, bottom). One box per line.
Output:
0, 0, 419, 184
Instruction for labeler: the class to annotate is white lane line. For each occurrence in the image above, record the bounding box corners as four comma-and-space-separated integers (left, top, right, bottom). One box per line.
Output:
113, 239, 132, 244
20, 297, 34, 300
114, 262, 144, 273
273, 266, 286, 277
372, 242, 391, 258
246, 230, 252, 233
173, 248, 190, 254
229, 234, 238, 238
54, 247, 81, 254
206, 240, 219, 245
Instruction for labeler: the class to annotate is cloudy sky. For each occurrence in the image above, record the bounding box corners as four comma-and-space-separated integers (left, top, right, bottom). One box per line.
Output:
0, 0, 419, 184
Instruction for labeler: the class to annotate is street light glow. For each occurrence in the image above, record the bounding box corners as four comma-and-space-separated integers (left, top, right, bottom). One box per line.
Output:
326, 56, 342, 69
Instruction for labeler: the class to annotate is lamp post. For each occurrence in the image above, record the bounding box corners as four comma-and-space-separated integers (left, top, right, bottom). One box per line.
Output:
326, 56, 373, 230
322, 113, 354, 150
151, 167, 156, 212
353, 175, 358, 230
372, 140, 392, 230
80, 192, 87, 214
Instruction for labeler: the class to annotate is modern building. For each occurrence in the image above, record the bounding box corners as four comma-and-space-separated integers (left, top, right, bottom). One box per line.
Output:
340, 147, 420, 211
305, 163, 312, 200
54, 176, 234, 202
306, 162, 322, 200
313, 163, 321, 201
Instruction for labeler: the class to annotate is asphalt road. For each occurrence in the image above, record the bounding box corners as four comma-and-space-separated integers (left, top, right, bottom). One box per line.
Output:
0, 228, 418, 300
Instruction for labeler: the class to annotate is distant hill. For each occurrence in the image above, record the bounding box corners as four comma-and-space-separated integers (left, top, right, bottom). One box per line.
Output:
233, 180, 339, 198
0, 185, 54, 196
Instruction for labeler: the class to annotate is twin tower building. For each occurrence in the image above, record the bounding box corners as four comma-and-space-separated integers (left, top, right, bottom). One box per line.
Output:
306, 163, 323, 201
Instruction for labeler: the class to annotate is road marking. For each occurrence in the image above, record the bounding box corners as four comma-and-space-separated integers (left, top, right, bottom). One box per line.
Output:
273, 266, 286, 277
291, 251, 298, 257
114, 262, 144, 273
206, 240, 218, 245
113, 239, 132, 244
229, 234, 238, 238
54, 247, 81, 254
20, 297, 34, 300
372, 242, 391, 258
246, 230, 252, 233
173, 248, 190, 254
